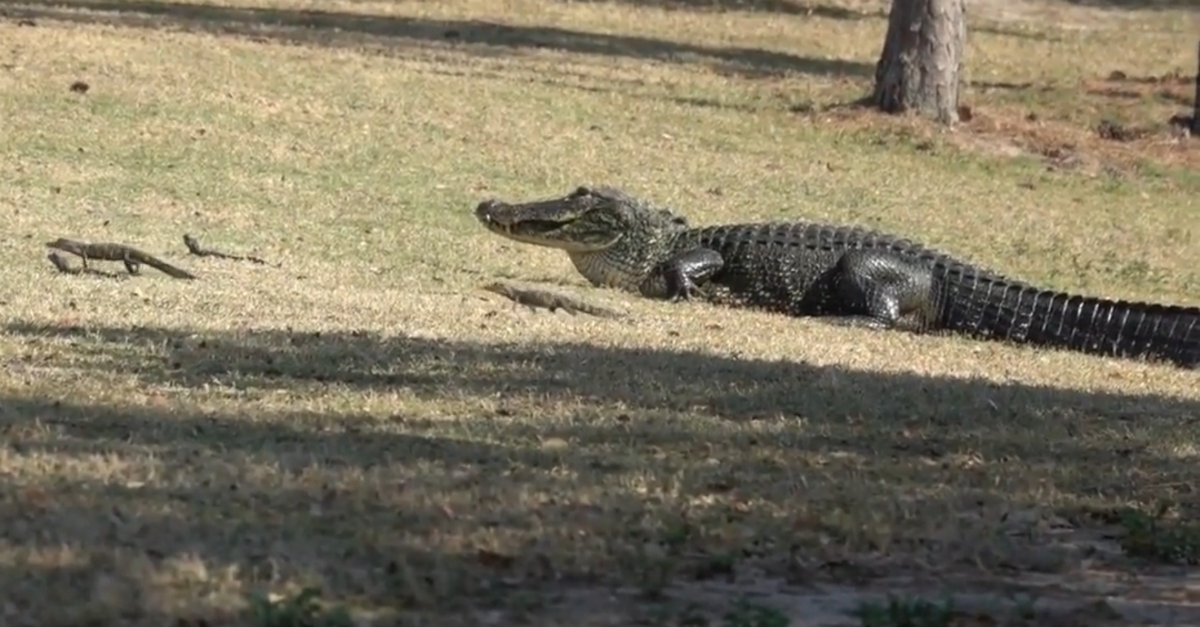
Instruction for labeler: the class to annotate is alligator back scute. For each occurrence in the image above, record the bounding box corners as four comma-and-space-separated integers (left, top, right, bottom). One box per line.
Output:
703, 222, 1024, 283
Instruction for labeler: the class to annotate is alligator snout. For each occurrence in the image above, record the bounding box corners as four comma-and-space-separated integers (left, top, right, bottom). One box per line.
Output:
474, 199, 515, 232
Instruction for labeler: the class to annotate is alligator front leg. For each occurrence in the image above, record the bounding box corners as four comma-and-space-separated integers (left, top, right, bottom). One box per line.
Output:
822, 249, 936, 332
643, 248, 724, 301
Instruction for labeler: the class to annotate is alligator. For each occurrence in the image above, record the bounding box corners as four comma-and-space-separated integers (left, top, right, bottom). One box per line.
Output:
474, 185, 1199, 369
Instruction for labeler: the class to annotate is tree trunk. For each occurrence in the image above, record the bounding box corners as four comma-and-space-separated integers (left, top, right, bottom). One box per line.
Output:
872, 0, 967, 125
1192, 39, 1199, 135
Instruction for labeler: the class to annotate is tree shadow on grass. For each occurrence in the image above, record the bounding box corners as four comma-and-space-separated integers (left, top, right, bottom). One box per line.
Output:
550, 0, 1198, 15
1054, 0, 1200, 8
546, 0, 880, 19
0, 429, 522, 623
5, 319, 1196, 425
0, 389, 623, 622
2, 319, 1199, 621
0, 0, 873, 79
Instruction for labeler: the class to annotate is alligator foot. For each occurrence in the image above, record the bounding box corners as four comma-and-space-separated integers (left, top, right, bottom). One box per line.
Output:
822, 315, 895, 331
667, 281, 704, 302
655, 248, 724, 302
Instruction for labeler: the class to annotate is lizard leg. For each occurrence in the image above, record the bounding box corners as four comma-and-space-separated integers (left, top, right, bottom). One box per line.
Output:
644, 248, 724, 302
121, 255, 142, 276
823, 249, 933, 331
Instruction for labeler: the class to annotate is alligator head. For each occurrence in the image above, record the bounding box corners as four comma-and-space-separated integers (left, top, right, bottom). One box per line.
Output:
474, 185, 687, 253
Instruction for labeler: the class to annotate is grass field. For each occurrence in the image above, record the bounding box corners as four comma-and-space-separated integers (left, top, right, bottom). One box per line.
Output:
1, 0, 1198, 624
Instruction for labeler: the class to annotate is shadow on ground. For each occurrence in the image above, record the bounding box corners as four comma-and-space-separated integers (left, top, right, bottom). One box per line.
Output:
0, 422, 511, 621
6, 319, 1198, 424
971, 74, 1194, 107
2, 319, 1198, 620
5, 319, 1198, 479
547, 0, 882, 18
548, 0, 1057, 41
0, 0, 873, 79
1056, 0, 1200, 8
547, 0, 1199, 13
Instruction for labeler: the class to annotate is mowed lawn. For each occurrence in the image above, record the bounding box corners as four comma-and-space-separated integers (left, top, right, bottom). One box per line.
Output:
0, 0, 1197, 624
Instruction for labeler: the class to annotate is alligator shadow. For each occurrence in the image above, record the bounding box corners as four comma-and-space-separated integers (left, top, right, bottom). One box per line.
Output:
0, 0, 873, 79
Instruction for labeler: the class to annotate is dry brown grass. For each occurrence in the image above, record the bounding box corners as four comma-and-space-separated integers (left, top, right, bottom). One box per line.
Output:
0, 0, 1198, 624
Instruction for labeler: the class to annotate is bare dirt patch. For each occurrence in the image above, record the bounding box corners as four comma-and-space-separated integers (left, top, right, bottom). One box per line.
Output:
802, 67, 1199, 179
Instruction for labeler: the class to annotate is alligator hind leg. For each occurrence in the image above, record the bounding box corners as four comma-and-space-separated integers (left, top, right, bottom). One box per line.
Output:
646, 247, 724, 301
821, 249, 935, 332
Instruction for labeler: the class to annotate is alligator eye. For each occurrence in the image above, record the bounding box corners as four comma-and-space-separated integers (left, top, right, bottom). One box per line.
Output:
570, 186, 592, 198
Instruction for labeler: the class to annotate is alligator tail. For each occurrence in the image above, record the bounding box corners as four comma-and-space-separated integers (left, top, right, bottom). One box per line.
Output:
937, 272, 1200, 368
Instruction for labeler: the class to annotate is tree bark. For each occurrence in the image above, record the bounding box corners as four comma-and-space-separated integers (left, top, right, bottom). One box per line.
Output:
1192, 39, 1199, 135
872, 0, 967, 125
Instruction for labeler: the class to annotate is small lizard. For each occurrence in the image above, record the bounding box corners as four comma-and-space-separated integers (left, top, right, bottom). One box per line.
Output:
481, 280, 626, 319
46, 251, 127, 279
45, 238, 198, 280
182, 234, 271, 266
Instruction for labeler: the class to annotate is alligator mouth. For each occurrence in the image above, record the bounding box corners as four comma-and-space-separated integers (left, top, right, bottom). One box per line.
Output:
476, 208, 571, 236
504, 219, 570, 235
474, 199, 608, 251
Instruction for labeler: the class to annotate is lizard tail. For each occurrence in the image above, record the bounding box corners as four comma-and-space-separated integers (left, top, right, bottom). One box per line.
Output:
144, 257, 199, 280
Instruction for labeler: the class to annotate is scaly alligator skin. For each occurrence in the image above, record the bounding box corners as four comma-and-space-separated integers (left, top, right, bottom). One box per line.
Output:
474, 185, 1199, 368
